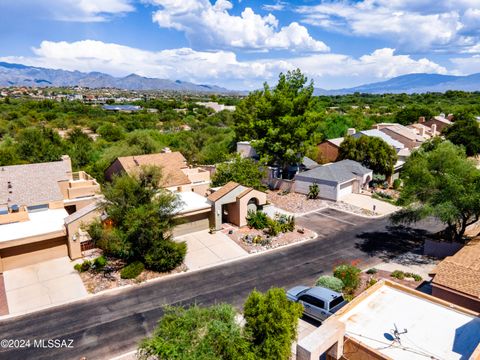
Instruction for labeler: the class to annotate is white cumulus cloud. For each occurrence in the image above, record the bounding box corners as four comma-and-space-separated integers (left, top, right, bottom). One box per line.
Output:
149, 0, 329, 52
297, 0, 480, 52
0, 40, 450, 89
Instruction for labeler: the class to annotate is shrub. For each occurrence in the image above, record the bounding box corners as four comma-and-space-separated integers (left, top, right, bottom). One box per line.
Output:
307, 183, 319, 199
367, 277, 378, 288
120, 261, 145, 279
87, 220, 104, 244
276, 214, 295, 232
74, 259, 92, 272
390, 270, 405, 280
404, 272, 422, 281
333, 264, 361, 291
93, 255, 107, 269
393, 178, 402, 190
265, 217, 281, 236
316, 275, 344, 293
144, 240, 187, 272
366, 268, 377, 275
246, 210, 269, 230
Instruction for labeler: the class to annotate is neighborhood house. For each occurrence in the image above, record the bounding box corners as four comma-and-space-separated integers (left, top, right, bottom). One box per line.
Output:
0, 156, 100, 272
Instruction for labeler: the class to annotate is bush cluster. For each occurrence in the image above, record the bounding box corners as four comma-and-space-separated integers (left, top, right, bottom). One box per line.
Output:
120, 261, 145, 279
390, 270, 422, 281
246, 210, 295, 237
246, 210, 269, 229
333, 264, 361, 292
315, 275, 344, 293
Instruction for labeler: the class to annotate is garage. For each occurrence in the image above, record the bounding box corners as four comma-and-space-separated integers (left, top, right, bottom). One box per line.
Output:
0, 236, 68, 271
294, 179, 338, 201
338, 181, 354, 199
173, 211, 211, 237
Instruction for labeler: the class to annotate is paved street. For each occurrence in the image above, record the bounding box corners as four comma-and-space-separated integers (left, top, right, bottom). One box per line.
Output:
0, 209, 442, 360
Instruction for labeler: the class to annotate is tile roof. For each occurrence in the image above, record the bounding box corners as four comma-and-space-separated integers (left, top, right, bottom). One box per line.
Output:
378, 123, 424, 142
0, 159, 71, 207
295, 159, 372, 184
64, 201, 101, 225
207, 181, 240, 202
431, 237, 480, 299
116, 152, 191, 188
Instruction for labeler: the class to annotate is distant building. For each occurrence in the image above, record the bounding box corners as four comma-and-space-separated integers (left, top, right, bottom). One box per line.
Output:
196, 101, 236, 112
102, 104, 142, 112
422, 115, 452, 133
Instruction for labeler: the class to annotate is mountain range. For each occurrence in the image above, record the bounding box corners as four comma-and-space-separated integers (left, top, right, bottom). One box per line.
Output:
1, 61, 480, 95
315, 73, 480, 95
0, 62, 232, 93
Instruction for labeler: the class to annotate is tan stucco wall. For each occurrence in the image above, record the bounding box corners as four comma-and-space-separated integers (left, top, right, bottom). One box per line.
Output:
0, 236, 68, 272
65, 208, 102, 259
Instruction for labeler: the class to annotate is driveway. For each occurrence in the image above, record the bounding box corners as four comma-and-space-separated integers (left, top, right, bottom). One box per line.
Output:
341, 193, 399, 216
2, 257, 87, 316
176, 230, 248, 270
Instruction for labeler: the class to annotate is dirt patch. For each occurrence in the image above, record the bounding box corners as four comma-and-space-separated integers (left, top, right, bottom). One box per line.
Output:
226, 225, 316, 254
78, 250, 187, 294
354, 269, 424, 297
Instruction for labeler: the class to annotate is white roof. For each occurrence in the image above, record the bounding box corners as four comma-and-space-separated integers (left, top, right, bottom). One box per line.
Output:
356, 129, 405, 150
338, 284, 480, 360
177, 191, 211, 214
0, 208, 68, 243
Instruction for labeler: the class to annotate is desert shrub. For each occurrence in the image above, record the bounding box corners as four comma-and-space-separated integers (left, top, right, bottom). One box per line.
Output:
87, 220, 104, 244
265, 217, 281, 236
246, 210, 269, 230
367, 277, 378, 288
393, 178, 402, 190
333, 264, 361, 291
307, 183, 319, 199
315, 275, 344, 293
74, 259, 92, 272
390, 270, 405, 280
144, 241, 186, 272
120, 261, 145, 279
93, 255, 107, 269
366, 268, 377, 274
404, 272, 422, 281
276, 214, 295, 232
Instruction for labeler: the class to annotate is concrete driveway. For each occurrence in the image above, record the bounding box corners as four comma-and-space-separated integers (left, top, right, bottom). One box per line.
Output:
341, 193, 399, 216
176, 230, 248, 270
3, 257, 87, 316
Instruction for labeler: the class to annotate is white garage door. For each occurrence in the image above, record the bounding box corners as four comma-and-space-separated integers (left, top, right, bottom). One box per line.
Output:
173, 212, 210, 237
338, 181, 354, 199
294, 180, 337, 201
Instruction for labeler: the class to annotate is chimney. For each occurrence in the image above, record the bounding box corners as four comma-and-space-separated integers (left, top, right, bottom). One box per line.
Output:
419, 126, 425, 137
347, 128, 356, 136
161, 147, 172, 153
61, 154, 72, 173
447, 114, 454, 121
418, 116, 425, 123
431, 124, 437, 136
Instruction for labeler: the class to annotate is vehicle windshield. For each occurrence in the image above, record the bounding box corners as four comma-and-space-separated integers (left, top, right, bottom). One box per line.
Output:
329, 296, 345, 310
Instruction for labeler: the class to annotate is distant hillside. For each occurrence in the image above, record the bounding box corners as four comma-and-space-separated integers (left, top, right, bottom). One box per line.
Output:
315, 73, 480, 95
0, 62, 234, 93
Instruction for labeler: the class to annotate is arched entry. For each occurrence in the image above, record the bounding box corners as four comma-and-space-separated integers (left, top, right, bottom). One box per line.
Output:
247, 197, 259, 212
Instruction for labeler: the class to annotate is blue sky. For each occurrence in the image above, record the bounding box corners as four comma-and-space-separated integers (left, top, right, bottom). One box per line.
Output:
1, 0, 480, 89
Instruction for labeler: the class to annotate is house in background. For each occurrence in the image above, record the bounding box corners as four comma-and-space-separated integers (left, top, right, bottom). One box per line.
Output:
422, 114, 452, 133
373, 123, 425, 149
296, 280, 480, 360
429, 237, 480, 312
0, 156, 100, 272
316, 137, 344, 164
105, 150, 211, 196
294, 160, 372, 201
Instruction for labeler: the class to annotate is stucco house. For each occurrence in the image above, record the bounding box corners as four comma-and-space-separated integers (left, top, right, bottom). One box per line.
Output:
0, 156, 101, 272
105, 150, 211, 196
294, 160, 372, 201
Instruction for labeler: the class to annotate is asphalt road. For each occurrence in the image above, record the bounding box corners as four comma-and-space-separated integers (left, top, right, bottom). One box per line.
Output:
0, 209, 442, 360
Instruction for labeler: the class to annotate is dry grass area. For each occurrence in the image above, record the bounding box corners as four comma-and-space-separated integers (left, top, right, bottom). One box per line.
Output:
354, 269, 423, 297
78, 250, 187, 294
226, 225, 316, 254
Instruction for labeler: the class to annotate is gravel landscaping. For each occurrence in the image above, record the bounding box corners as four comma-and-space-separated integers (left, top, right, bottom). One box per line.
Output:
267, 190, 377, 216
226, 226, 317, 254
78, 249, 187, 294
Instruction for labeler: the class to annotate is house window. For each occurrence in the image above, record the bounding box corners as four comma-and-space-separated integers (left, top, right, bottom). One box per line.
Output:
27, 204, 49, 213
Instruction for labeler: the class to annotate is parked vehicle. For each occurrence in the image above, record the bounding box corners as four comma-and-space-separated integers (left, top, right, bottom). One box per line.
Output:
286, 285, 347, 322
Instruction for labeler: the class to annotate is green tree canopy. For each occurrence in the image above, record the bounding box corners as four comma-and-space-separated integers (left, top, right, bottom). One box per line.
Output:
243, 287, 303, 360
94, 166, 186, 272
139, 304, 253, 360
395, 105, 433, 125
443, 112, 480, 156
392, 141, 480, 241
212, 155, 266, 190
338, 135, 398, 176
234, 69, 319, 175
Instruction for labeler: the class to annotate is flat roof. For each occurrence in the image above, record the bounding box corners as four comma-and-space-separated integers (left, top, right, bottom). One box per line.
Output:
337, 283, 480, 360
177, 191, 211, 214
0, 208, 68, 243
